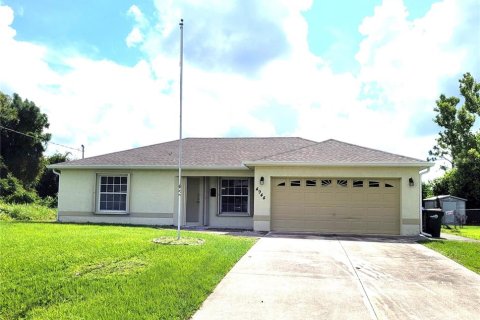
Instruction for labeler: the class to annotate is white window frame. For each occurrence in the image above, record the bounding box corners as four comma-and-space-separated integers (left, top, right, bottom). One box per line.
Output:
218, 177, 251, 216
96, 174, 130, 214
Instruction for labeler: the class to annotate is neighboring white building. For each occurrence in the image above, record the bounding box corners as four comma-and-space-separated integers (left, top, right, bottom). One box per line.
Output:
50, 138, 433, 236
423, 195, 467, 224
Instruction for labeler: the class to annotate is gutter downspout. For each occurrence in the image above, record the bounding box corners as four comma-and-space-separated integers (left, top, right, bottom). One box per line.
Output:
419, 167, 430, 234
52, 169, 61, 222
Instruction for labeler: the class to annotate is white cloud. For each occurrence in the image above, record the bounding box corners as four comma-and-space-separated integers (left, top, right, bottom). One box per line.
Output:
126, 27, 144, 48
125, 5, 148, 47
357, 0, 470, 111
0, 0, 477, 181
350, 0, 479, 180
0, 4, 15, 40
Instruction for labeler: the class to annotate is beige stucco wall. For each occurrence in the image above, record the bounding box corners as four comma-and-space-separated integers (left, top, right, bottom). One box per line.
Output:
58, 168, 255, 228
58, 169, 176, 225
57, 166, 423, 235
58, 169, 96, 213
252, 166, 422, 236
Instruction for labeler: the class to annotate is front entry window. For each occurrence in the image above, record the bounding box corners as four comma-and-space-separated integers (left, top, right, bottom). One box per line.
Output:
220, 178, 250, 215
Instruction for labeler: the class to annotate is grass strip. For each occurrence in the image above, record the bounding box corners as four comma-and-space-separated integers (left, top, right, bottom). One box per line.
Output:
422, 240, 480, 274
441, 225, 480, 240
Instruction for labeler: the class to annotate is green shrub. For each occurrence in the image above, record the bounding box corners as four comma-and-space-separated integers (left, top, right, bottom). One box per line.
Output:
38, 195, 58, 208
0, 174, 39, 204
0, 201, 56, 221
5, 188, 39, 204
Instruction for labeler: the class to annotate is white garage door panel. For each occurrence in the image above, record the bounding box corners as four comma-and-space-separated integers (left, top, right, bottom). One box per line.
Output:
351, 194, 368, 204
306, 221, 336, 230
335, 193, 351, 202
273, 209, 303, 220
304, 208, 332, 219
271, 178, 400, 235
272, 219, 306, 231
304, 192, 328, 204
384, 193, 397, 203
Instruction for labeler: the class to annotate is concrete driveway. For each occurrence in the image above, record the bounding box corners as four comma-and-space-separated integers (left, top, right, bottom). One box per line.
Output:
192, 234, 480, 320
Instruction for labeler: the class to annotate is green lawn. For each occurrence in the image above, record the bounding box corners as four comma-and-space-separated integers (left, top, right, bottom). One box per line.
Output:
0, 222, 256, 319
442, 225, 480, 240
422, 240, 480, 274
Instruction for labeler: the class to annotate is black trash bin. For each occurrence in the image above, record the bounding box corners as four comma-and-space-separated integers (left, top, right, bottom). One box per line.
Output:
423, 209, 444, 238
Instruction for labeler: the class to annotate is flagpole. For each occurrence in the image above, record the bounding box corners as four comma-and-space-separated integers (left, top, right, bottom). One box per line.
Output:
177, 18, 184, 240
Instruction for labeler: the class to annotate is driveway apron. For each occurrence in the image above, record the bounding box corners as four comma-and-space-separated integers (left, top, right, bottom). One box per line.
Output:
192, 235, 480, 320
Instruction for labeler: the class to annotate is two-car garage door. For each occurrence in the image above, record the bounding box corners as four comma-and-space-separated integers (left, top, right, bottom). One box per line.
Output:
271, 178, 400, 235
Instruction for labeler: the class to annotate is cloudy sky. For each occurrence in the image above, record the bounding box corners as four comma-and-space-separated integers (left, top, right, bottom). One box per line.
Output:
0, 0, 478, 180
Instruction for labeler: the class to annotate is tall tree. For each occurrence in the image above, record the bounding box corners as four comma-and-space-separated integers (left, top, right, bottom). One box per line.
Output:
428, 73, 480, 208
0, 91, 51, 187
36, 152, 70, 198
428, 73, 480, 168
453, 142, 480, 208
422, 181, 434, 200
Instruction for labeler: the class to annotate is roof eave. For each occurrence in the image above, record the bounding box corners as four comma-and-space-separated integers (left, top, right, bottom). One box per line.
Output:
424, 195, 468, 201
47, 164, 251, 171
243, 161, 434, 169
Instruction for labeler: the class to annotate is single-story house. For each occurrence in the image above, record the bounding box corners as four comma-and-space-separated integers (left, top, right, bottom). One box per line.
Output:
50, 138, 433, 236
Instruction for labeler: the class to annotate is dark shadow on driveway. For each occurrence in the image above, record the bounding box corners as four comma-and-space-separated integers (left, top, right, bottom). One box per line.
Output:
266, 232, 422, 243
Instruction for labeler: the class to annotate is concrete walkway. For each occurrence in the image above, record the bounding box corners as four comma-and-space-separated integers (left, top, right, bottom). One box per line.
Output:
192, 234, 480, 320
439, 232, 480, 242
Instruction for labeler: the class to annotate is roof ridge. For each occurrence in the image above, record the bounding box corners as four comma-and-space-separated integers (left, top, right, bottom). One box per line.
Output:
180, 136, 309, 140
251, 138, 429, 163
326, 139, 427, 162
253, 139, 319, 161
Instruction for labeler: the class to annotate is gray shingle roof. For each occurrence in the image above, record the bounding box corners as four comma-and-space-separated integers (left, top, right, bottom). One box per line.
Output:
52, 137, 316, 168
247, 139, 427, 165
51, 137, 431, 169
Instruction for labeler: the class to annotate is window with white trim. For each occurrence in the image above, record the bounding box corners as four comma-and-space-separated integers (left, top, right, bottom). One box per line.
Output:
97, 175, 129, 213
220, 178, 250, 215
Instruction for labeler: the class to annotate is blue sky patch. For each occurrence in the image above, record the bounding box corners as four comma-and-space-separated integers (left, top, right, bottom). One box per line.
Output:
303, 0, 441, 73
5, 0, 145, 66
